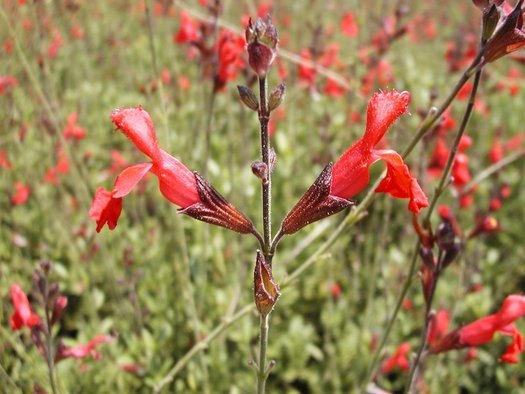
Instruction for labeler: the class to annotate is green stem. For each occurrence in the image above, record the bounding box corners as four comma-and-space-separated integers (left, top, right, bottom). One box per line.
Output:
259, 76, 272, 258
43, 285, 58, 394
255, 73, 273, 393
257, 314, 270, 394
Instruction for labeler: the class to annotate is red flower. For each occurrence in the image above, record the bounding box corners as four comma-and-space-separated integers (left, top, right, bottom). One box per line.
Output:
0, 149, 12, 169
0, 75, 18, 94
10, 284, 41, 331
331, 90, 428, 213
427, 309, 451, 345
330, 283, 341, 298
281, 91, 428, 235
340, 12, 359, 37
174, 12, 200, 44
430, 295, 525, 363
11, 181, 30, 205
297, 48, 317, 89
47, 31, 64, 58
382, 342, 411, 374
89, 107, 199, 231
63, 113, 87, 140
90, 107, 255, 235
55, 334, 114, 362
324, 78, 346, 98
216, 30, 245, 88
489, 136, 504, 163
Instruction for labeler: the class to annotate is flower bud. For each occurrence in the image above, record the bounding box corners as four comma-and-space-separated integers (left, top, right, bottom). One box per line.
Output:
251, 161, 268, 182
246, 16, 278, 78
435, 220, 456, 252
253, 251, 280, 316
51, 296, 68, 326
268, 82, 286, 112
237, 85, 259, 111
441, 240, 463, 269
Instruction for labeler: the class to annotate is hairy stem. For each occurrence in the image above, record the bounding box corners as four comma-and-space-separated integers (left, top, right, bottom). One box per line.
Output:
259, 76, 272, 258
257, 314, 270, 394
43, 284, 58, 394
256, 73, 273, 393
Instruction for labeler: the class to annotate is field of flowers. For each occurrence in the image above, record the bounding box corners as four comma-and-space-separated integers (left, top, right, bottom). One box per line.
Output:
2, 0, 525, 393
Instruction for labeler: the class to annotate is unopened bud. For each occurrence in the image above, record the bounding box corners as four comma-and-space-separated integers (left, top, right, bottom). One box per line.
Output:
436, 221, 456, 251
237, 85, 259, 111
253, 250, 280, 316
268, 82, 286, 112
47, 283, 59, 306
40, 260, 52, 275
51, 295, 68, 326
33, 271, 46, 296
246, 16, 278, 78
419, 246, 436, 268
251, 161, 268, 182
441, 240, 463, 269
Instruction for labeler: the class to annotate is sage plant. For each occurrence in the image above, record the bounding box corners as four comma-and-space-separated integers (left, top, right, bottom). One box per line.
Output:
89, 14, 433, 392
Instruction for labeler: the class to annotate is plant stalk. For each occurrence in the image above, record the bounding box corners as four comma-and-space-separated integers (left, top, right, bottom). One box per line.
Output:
259, 76, 272, 259
256, 73, 273, 393
257, 314, 270, 394
405, 68, 483, 394
43, 284, 58, 394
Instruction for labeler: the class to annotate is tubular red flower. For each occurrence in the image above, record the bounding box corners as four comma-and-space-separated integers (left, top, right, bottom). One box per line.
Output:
55, 334, 114, 363
89, 187, 123, 232
10, 284, 41, 331
430, 295, 525, 363
382, 342, 411, 374
174, 12, 200, 44
11, 181, 30, 206
331, 90, 428, 213
340, 12, 359, 37
91, 107, 255, 235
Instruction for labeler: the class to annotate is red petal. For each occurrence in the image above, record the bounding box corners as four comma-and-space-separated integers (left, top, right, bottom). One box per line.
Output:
494, 295, 525, 328
112, 162, 152, 198
11, 181, 30, 205
10, 312, 23, 331
459, 315, 499, 346
57, 335, 114, 361
363, 90, 411, 149
500, 330, 523, 363
151, 150, 199, 208
89, 187, 123, 232
374, 150, 429, 213
110, 107, 161, 162
10, 284, 40, 330
330, 142, 378, 199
